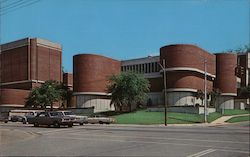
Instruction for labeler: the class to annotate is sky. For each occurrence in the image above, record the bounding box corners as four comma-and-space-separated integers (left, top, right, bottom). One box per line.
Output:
0, 0, 249, 72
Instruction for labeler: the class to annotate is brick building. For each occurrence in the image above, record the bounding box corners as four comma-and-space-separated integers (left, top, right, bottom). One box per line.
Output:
1, 38, 249, 113
73, 45, 249, 112
0, 38, 62, 109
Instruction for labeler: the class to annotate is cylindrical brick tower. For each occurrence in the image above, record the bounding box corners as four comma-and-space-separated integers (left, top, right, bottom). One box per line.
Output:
160, 44, 216, 106
73, 54, 121, 112
216, 53, 237, 109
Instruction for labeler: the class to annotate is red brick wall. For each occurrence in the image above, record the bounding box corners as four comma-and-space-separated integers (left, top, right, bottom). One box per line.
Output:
167, 71, 213, 92
0, 46, 28, 83
0, 89, 30, 106
216, 53, 237, 94
73, 54, 121, 93
148, 77, 164, 92
160, 44, 215, 92
160, 44, 216, 75
33, 46, 62, 82
1, 82, 32, 90
63, 73, 73, 86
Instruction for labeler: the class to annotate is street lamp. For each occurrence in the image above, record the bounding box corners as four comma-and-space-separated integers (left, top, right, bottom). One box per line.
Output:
158, 59, 167, 126
204, 59, 208, 123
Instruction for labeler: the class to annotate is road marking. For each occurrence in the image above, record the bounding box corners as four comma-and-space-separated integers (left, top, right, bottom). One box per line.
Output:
187, 149, 216, 157
69, 132, 249, 144
49, 136, 249, 154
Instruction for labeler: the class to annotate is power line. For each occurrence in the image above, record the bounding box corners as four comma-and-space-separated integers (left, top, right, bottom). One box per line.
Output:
0, 0, 40, 16
0, 0, 25, 10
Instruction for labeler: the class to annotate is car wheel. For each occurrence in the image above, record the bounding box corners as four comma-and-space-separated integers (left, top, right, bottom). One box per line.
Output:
34, 122, 39, 127
53, 121, 60, 128
68, 123, 73, 127
80, 123, 83, 125
4, 120, 8, 123
22, 119, 27, 124
106, 122, 110, 124
99, 121, 103, 124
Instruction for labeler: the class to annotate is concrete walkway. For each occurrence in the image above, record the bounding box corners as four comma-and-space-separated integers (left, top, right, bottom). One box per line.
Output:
211, 114, 250, 124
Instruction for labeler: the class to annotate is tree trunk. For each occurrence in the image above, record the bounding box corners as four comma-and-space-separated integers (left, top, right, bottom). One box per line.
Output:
129, 104, 132, 112
50, 103, 53, 111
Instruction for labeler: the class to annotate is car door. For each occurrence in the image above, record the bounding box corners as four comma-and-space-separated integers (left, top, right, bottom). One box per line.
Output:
37, 112, 49, 125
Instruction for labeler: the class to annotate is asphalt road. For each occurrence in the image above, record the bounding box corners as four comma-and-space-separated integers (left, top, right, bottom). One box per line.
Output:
0, 122, 249, 156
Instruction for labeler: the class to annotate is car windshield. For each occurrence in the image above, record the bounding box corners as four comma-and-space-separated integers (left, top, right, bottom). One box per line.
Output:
64, 111, 74, 115
49, 112, 63, 117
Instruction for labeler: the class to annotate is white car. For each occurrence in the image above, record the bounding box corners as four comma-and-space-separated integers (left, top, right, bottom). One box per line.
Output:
59, 111, 88, 125
87, 115, 115, 124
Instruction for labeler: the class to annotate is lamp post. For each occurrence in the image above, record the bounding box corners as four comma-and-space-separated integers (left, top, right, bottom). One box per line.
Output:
204, 59, 208, 123
158, 59, 167, 126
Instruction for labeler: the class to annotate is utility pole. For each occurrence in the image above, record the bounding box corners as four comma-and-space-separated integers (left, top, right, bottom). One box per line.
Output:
158, 59, 167, 126
204, 59, 208, 123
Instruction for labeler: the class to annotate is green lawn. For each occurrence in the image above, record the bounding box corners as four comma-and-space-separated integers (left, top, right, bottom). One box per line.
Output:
226, 115, 250, 123
223, 109, 250, 116
113, 110, 222, 125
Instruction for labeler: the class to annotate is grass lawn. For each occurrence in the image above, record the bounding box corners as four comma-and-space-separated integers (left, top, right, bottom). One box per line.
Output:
113, 110, 222, 125
223, 109, 250, 116
226, 115, 250, 123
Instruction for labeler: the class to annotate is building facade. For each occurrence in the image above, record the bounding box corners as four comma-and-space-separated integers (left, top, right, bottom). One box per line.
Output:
1, 37, 249, 112
0, 38, 62, 108
73, 54, 121, 112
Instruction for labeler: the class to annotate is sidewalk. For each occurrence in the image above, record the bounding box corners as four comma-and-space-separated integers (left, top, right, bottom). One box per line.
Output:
210, 114, 250, 125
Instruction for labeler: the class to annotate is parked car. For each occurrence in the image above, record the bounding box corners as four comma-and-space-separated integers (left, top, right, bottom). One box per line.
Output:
28, 111, 75, 128
8, 110, 43, 124
87, 115, 115, 124
25, 111, 43, 123
59, 111, 88, 125
0, 115, 8, 123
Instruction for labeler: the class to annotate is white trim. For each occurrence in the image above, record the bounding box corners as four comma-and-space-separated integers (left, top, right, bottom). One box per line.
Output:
1, 38, 29, 52
36, 38, 62, 50
73, 92, 111, 96
0, 80, 45, 86
221, 93, 237, 96
161, 67, 216, 78
166, 88, 198, 92
1, 44, 29, 52
0, 104, 24, 107
1, 38, 62, 52
36, 43, 62, 51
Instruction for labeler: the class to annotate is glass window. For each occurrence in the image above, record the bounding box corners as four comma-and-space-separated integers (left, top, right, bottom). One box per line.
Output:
64, 111, 74, 116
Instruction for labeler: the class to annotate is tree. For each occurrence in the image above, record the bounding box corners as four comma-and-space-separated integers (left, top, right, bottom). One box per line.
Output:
25, 80, 66, 110
107, 71, 150, 112
209, 88, 221, 108
195, 89, 204, 107
240, 86, 250, 98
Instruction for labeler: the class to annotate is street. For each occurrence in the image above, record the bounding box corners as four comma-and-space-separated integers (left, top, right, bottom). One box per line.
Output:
0, 122, 249, 156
